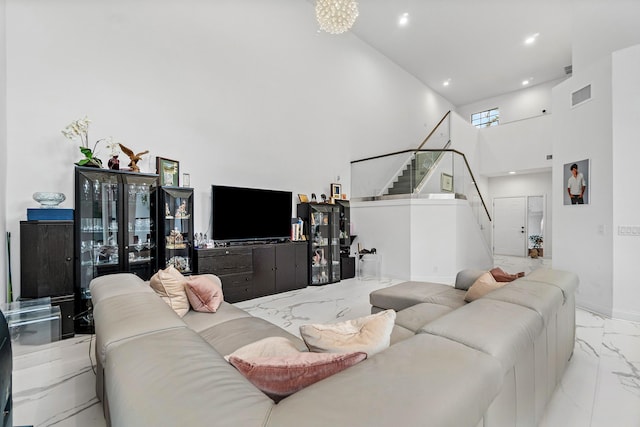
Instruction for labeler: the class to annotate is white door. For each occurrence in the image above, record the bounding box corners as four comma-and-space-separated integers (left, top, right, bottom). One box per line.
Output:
493, 197, 527, 256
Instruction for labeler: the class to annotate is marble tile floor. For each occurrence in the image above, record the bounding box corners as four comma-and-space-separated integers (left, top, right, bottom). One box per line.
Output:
10, 256, 640, 426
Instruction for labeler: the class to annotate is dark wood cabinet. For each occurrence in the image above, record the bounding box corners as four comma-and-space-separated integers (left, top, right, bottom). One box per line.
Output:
195, 242, 308, 303
19, 221, 75, 339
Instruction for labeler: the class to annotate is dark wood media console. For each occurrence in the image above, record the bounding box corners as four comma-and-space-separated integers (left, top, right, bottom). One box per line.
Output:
194, 241, 308, 303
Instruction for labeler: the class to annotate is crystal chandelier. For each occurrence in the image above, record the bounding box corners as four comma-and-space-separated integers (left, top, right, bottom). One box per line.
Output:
315, 0, 359, 35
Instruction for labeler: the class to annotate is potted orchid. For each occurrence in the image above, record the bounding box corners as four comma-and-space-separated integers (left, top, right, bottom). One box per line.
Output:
62, 116, 106, 167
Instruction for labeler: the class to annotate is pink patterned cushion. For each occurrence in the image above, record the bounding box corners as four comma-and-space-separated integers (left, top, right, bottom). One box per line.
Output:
229, 351, 367, 401
184, 274, 224, 313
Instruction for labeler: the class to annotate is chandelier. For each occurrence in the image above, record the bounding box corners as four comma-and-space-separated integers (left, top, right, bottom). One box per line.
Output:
315, 0, 359, 35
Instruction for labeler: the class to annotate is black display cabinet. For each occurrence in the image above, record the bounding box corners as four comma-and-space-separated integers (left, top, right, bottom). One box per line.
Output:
297, 203, 341, 285
335, 200, 356, 279
74, 166, 158, 333
154, 186, 194, 274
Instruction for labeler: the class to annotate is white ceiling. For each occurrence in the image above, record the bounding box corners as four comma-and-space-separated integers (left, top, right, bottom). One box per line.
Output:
348, 0, 573, 107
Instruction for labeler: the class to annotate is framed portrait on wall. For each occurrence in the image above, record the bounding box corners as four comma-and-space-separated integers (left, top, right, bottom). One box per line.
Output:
156, 157, 180, 187
563, 158, 590, 205
331, 183, 342, 199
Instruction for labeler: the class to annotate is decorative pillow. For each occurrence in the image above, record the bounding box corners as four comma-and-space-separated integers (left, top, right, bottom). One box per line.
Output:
224, 336, 301, 362
454, 269, 487, 290
149, 265, 189, 317
489, 267, 524, 282
228, 351, 367, 401
464, 271, 507, 302
184, 274, 224, 313
299, 309, 396, 356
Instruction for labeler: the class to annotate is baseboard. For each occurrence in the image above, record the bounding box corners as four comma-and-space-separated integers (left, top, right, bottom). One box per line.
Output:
575, 299, 612, 318
611, 308, 640, 323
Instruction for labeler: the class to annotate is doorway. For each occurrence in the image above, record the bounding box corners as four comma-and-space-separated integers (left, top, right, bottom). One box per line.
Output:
493, 195, 545, 257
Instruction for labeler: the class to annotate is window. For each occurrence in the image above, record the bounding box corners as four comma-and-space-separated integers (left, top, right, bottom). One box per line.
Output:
471, 108, 499, 128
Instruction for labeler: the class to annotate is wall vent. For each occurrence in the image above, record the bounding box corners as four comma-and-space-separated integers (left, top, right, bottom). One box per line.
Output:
572, 84, 591, 107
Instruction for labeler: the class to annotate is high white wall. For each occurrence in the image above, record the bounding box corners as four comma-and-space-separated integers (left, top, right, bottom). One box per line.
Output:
478, 114, 553, 176
488, 172, 553, 258
0, 0, 7, 304
611, 44, 640, 321
552, 56, 614, 317
3, 0, 454, 297
457, 79, 565, 126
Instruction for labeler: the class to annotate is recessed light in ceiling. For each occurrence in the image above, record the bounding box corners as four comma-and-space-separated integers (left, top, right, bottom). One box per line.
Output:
398, 12, 409, 27
524, 33, 540, 45
508, 171, 517, 175
443, 78, 451, 87
522, 80, 530, 86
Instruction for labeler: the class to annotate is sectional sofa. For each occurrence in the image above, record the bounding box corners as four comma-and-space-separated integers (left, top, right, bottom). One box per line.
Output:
91, 267, 577, 427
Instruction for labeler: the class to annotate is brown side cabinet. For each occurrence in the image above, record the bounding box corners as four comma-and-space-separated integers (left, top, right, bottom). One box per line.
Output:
19, 220, 75, 339
194, 242, 308, 303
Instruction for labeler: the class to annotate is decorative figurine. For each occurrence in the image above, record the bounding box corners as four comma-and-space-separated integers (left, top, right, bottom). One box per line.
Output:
175, 200, 189, 219
321, 193, 327, 203
311, 193, 317, 203
108, 155, 120, 170
118, 143, 149, 173
165, 202, 172, 218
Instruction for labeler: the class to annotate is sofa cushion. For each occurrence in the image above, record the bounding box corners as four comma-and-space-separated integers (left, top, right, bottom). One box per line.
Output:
464, 272, 507, 302
483, 280, 563, 326
395, 303, 454, 333
185, 274, 224, 313
299, 310, 395, 356
149, 266, 190, 317
229, 351, 367, 401
369, 281, 458, 311
200, 317, 308, 356
182, 302, 251, 333
90, 273, 152, 305
105, 327, 275, 427
420, 299, 544, 375
522, 268, 579, 303
454, 269, 487, 290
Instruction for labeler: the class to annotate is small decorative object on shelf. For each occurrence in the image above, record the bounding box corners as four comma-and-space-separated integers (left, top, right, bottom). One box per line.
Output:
32, 192, 66, 208
118, 143, 149, 173
175, 201, 190, 219
166, 229, 185, 249
330, 183, 341, 200
108, 155, 119, 170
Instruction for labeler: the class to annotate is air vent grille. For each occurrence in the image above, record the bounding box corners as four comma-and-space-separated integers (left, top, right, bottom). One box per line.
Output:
572, 84, 591, 107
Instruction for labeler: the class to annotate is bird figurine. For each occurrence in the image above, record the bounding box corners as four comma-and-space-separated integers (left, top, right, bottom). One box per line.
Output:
118, 143, 149, 173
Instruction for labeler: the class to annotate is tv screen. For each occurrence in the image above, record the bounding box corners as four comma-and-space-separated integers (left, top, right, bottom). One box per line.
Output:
211, 185, 293, 242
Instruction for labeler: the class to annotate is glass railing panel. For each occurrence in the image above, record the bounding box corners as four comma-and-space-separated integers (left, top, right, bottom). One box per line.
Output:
350, 151, 413, 199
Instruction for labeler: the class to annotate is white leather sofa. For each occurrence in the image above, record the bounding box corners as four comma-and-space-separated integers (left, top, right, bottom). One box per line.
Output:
91, 268, 577, 427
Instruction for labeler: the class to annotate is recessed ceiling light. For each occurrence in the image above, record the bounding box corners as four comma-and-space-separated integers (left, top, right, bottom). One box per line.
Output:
524, 33, 540, 45
443, 78, 451, 87
522, 80, 530, 86
508, 171, 517, 175
398, 12, 409, 26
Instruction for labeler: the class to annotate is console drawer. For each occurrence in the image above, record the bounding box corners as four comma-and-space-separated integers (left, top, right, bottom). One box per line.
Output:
219, 272, 253, 303
196, 248, 252, 275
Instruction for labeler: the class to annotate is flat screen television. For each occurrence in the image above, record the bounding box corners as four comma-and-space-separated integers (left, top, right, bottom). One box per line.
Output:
211, 185, 293, 242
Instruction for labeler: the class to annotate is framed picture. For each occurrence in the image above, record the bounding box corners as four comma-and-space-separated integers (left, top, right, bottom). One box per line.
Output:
156, 157, 179, 186
563, 158, 590, 205
331, 183, 342, 199
298, 194, 309, 203
441, 173, 453, 192
182, 173, 190, 187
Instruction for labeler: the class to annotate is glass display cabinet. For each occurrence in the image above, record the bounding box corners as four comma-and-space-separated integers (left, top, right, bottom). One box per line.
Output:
154, 186, 194, 274
297, 203, 341, 285
74, 166, 158, 332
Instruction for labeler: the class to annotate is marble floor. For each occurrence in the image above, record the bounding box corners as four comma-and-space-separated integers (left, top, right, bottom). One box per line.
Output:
9, 256, 640, 426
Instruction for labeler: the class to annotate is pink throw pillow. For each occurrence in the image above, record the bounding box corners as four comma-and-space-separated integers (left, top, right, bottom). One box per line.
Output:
184, 274, 224, 313
229, 351, 367, 401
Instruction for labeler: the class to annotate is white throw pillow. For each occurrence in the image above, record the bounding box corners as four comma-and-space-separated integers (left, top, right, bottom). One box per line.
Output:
299, 309, 396, 356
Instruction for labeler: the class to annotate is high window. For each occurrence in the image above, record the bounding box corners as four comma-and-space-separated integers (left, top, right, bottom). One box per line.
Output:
471, 108, 499, 128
